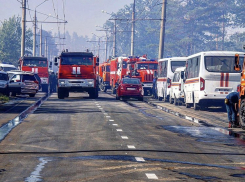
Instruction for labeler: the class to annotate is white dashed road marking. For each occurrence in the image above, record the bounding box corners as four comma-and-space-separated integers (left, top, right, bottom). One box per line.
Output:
106, 116, 111, 118
112, 124, 118, 126
135, 157, 145, 162
116, 129, 123, 132
145, 173, 158, 179
109, 119, 114, 122
121, 136, 128, 139
127, 145, 135, 149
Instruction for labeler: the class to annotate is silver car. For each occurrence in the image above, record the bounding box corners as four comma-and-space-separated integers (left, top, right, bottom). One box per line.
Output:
8, 72, 39, 97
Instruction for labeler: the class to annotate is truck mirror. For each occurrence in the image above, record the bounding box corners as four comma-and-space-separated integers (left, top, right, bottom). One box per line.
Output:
96, 57, 99, 63
181, 71, 184, 79
54, 57, 58, 63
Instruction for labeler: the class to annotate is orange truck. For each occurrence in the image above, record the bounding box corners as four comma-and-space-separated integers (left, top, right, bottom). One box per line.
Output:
99, 62, 111, 92
110, 57, 128, 94
55, 50, 99, 99
19, 56, 49, 92
130, 58, 158, 95
234, 53, 245, 129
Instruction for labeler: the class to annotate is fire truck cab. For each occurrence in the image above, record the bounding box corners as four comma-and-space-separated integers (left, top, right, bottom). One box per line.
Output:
99, 62, 111, 92
131, 59, 158, 96
55, 50, 99, 99
110, 57, 128, 94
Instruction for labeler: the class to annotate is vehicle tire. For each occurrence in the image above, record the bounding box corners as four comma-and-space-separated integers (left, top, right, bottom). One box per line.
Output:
138, 97, 143, 101
193, 94, 199, 110
58, 88, 65, 99
112, 87, 116, 94
169, 95, 173, 104
104, 88, 107, 93
89, 88, 99, 99
29, 94, 35, 97
11, 92, 16, 97
100, 84, 105, 92
116, 92, 119, 100
174, 95, 178, 106
239, 99, 245, 130
158, 96, 163, 101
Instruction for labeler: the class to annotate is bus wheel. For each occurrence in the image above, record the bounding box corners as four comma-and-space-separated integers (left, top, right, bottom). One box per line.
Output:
239, 99, 245, 130
174, 95, 178, 106
169, 95, 173, 104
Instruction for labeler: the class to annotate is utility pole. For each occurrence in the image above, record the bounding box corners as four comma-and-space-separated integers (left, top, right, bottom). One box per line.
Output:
45, 37, 48, 57
33, 10, 37, 56
113, 20, 117, 57
21, 0, 26, 57
158, 0, 167, 59
40, 24, 42, 56
131, 0, 136, 56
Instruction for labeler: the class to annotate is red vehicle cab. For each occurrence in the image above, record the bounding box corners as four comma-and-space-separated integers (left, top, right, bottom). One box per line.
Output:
116, 78, 143, 101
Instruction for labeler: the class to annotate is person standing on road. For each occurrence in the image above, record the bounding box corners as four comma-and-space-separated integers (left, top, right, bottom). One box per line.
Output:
225, 91, 239, 128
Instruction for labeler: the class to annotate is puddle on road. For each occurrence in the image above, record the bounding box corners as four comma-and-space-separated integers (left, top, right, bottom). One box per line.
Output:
162, 126, 244, 145
0, 94, 49, 142
177, 171, 219, 180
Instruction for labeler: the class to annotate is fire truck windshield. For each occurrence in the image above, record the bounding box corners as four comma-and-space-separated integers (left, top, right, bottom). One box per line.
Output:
106, 65, 110, 72
61, 56, 93, 65
137, 63, 157, 70
23, 59, 47, 67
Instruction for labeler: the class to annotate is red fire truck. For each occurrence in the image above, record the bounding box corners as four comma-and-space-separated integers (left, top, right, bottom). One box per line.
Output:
19, 56, 49, 92
110, 57, 128, 94
55, 50, 99, 99
99, 61, 111, 92
127, 56, 158, 95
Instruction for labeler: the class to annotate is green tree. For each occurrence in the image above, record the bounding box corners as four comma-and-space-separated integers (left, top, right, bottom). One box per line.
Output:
0, 16, 32, 65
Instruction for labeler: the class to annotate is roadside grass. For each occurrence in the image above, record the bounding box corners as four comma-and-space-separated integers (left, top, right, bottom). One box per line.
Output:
0, 94, 9, 104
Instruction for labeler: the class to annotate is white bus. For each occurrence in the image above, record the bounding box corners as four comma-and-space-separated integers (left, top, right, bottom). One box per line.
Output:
156, 57, 187, 101
184, 51, 244, 110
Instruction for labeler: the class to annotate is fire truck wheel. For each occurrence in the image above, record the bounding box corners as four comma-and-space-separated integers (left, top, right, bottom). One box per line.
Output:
89, 88, 98, 99
65, 90, 69, 98
138, 97, 143, 101
112, 87, 116, 94
58, 88, 65, 99
239, 99, 245, 130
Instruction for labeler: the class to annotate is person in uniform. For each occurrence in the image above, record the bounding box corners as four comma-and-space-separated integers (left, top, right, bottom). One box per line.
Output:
225, 92, 239, 128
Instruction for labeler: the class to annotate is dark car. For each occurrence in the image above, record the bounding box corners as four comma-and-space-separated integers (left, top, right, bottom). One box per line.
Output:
116, 78, 143, 101
0, 71, 9, 96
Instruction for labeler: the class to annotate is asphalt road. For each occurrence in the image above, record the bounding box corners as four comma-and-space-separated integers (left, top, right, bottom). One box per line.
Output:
0, 91, 245, 181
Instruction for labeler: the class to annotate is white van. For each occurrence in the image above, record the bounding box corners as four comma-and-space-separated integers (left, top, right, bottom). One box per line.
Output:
169, 67, 186, 105
156, 57, 187, 101
184, 51, 243, 110
0, 63, 17, 72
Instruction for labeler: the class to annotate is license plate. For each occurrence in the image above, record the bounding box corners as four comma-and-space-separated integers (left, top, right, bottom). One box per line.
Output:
73, 84, 80, 86
127, 88, 136, 90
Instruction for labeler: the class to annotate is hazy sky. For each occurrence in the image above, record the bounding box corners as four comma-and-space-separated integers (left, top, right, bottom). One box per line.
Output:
0, 0, 133, 37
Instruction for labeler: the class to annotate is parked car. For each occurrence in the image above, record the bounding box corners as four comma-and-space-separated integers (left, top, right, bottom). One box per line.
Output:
169, 67, 186, 105
116, 78, 143, 101
0, 63, 17, 72
0, 71, 9, 96
8, 72, 39, 97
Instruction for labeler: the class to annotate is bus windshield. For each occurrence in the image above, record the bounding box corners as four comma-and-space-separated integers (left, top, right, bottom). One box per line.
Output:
61, 56, 93, 65
137, 63, 158, 70
171, 61, 186, 72
205, 56, 243, 73
23, 59, 47, 67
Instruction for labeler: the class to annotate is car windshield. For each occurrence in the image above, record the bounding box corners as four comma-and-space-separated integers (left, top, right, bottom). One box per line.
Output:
23, 59, 47, 67
205, 56, 243, 73
171, 61, 186, 72
61, 56, 93, 65
0, 73, 8, 81
122, 79, 140, 84
137, 63, 158, 70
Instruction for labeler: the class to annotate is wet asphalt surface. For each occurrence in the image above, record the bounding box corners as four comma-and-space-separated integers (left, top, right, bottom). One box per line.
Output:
0, 91, 245, 181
